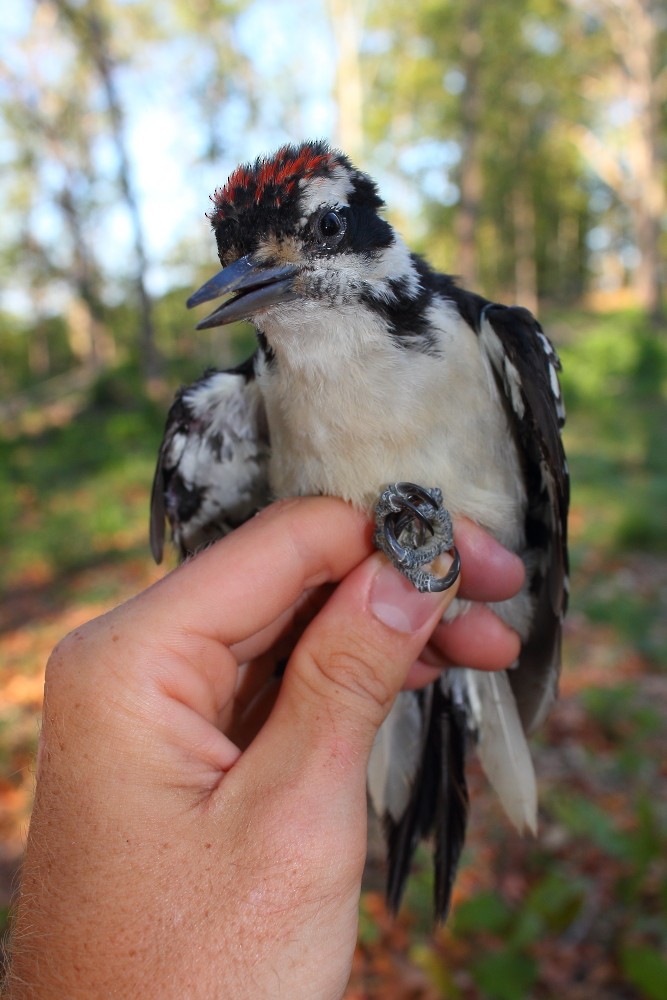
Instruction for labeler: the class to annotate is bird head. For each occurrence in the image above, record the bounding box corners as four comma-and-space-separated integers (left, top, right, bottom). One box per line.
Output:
187, 140, 413, 332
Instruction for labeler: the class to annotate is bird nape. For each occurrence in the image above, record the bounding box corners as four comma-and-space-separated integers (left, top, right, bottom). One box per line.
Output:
150, 139, 569, 922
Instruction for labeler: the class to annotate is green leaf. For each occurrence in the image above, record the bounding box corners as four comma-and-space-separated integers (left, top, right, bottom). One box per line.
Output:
621, 946, 667, 1000
357, 899, 382, 947
549, 792, 629, 859
471, 951, 538, 1000
410, 943, 460, 998
452, 892, 512, 935
516, 871, 585, 939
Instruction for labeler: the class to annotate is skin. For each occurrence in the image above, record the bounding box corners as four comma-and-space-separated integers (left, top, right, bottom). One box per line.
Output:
4, 497, 524, 1000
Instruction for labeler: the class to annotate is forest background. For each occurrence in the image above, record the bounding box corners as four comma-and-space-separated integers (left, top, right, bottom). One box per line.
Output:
1, 1, 666, 997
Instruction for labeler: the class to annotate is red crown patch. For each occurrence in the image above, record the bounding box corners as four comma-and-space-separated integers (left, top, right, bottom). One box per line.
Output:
208, 142, 340, 224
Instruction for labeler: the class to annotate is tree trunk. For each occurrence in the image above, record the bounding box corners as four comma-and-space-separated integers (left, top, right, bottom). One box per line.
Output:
53, 0, 161, 375
455, 0, 483, 289
85, 2, 160, 373
58, 181, 115, 368
329, 0, 366, 159
512, 186, 538, 313
570, 0, 665, 322
626, 0, 665, 322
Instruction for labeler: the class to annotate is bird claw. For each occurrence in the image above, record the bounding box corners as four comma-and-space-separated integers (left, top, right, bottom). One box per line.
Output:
374, 482, 461, 593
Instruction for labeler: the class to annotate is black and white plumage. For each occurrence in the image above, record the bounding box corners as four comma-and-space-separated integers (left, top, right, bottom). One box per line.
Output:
150, 140, 569, 920
151, 356, 269, 561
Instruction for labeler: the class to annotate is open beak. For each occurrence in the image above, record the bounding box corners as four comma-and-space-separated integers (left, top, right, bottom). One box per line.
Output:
186, 255, 299, 329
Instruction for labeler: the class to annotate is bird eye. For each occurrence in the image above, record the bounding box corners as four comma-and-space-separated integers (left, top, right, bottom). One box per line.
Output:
315, 209, 346, 246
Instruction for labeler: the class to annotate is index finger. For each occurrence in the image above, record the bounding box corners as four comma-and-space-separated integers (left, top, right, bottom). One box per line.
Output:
454, 517, 526, 601
138, 496, 374, 647
224, 514, 526, 668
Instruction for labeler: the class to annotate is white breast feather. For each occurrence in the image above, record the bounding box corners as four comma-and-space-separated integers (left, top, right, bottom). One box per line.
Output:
259, 297, 526, 552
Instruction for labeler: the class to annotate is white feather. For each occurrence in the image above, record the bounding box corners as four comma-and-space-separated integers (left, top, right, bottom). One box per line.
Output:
472, 671, 538, 835
367, 690, 428, 823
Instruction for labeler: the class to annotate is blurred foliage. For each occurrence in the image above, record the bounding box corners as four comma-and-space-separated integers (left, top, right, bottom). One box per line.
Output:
559, 309, 667, 554
365, 0, 593, 303
0, 364, 162, 594
1, 0, 665, 388
554, 309, 667, 669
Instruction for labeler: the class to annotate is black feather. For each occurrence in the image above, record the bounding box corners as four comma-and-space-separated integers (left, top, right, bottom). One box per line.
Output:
149, 354, 269, 562
384, 690, 436, 914
479, 304, 569, 731
433, 686, 469, 921
384, 683, 470, 921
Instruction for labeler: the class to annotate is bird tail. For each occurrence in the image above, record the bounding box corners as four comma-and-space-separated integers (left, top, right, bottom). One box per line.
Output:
367, 668, 537, 921
468, 669, 538, 835
368, 679, 471, 922
433, 681, 470, 920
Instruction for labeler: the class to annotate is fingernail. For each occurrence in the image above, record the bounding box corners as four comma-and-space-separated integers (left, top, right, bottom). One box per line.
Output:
369, 555, 452, 634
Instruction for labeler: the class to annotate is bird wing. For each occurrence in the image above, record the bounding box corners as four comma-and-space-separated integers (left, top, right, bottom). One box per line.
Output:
478, 304, 569, 732
150, 353, 270, 562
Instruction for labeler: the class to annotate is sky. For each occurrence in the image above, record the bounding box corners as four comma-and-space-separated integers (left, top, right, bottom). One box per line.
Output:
0, 1, 641, 318
0, 0, 342, 313
122, 1, 338, 271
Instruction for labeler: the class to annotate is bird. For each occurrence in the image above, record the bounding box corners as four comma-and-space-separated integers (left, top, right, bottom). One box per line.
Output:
150, 139, 569, 921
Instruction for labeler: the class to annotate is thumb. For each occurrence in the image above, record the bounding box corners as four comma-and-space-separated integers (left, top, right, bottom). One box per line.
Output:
213, 550, 459, 944
263, 550, 459, 771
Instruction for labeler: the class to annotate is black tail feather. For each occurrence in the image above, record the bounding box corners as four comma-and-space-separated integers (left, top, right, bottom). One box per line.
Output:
434, 688, 469, 921
385, 690, 436, 913
384, 682, 470, 921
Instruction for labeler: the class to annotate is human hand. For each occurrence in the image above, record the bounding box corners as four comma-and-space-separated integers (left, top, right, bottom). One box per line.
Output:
7, 497, 524, 1000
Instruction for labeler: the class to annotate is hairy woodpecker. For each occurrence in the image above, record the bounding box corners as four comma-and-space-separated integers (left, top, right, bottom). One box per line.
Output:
150, 140, 569, 920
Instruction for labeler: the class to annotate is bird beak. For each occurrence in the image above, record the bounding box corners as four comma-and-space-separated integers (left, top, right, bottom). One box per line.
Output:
186, 254, 299, 329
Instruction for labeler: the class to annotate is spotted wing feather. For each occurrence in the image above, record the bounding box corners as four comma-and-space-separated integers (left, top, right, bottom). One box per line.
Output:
150, 354, 270, 562
479, 305, 569, 731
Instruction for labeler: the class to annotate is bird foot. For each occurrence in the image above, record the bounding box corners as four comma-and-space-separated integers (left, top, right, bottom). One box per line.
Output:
374, 482, 461, 593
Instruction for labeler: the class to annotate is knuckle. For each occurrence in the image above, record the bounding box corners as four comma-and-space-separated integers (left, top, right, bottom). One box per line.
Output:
305, 631, 396, 719
45, 624, 93, 681
44, 616, 111, 697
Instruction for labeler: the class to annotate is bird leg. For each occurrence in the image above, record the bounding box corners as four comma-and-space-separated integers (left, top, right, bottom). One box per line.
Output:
374, 482, 461, 593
